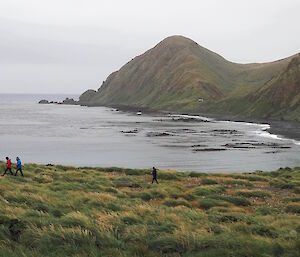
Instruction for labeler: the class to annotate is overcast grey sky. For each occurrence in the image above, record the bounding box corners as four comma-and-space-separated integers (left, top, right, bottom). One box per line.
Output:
0, 0, 299, 94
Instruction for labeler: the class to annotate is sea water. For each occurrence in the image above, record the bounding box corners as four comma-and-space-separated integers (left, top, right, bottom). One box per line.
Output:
1, 94, 300, 172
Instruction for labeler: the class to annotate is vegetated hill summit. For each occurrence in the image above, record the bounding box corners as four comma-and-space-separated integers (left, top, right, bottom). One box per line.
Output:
79, 35, 299, 121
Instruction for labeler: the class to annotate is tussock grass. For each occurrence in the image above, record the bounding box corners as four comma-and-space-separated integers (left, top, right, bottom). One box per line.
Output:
270, 179, 300, 189
255, 207, 278, 215
229, 174, 269, 182
188, 171, 207, 177
193, 185, 226, 196
285, 204, 300, 214
209, 195, 251, 206
223, 179, 254, 187
197, 198, 229, 209
200, 178, 218, 185
163, 199, 192, 208
0, 162, 299, 256
236, 190, 271, 198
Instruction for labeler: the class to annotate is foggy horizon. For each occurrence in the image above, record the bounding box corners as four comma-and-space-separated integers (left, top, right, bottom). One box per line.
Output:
1, 0, 300, 94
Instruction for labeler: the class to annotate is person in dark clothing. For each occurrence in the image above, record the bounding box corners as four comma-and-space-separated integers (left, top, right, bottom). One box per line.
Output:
15, 156, 23, 176
2, 157, 13, 176
152, 167, 158, 184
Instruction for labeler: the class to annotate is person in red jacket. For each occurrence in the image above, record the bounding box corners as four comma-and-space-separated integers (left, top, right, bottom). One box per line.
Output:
2, 157, 13, 176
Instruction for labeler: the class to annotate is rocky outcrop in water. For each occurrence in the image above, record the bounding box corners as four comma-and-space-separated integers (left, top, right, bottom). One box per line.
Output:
38, 99, 49, 104
38, 98, 78, 105
146, 132, 174, 137
61, 98, 77, 105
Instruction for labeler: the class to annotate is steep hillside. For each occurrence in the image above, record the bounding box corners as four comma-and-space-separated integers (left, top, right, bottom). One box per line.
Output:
244, 54, 300, 121
79, 35, 296, 117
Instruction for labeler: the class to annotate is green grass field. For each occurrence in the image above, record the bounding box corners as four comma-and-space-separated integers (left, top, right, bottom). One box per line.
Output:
0, 161, 299, 257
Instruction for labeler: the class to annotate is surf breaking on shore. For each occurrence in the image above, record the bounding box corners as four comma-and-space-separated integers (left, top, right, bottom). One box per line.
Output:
172, 113, 300, 146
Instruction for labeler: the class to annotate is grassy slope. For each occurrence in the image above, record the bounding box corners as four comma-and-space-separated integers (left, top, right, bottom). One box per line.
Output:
0, 161, 300, 257
79, 35, 295, 116
244, 54, 300, 121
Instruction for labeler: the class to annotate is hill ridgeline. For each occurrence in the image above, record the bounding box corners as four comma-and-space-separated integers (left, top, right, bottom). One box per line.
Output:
79, 35, 300, 121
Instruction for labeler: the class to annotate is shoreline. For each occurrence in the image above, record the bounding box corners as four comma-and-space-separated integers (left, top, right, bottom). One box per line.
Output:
40, 99, 300, 143
0, 160, 293, 175
99, 103, 300, 142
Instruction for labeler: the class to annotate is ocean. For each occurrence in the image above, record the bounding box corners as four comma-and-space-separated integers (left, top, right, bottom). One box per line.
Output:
1, 94, 300, 172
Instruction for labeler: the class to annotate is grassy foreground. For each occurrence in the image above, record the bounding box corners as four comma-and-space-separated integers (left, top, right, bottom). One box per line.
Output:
0, 162, 299, 257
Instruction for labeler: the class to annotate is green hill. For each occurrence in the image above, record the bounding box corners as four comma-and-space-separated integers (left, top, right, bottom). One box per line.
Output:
0, 161, 299, 256
79, 35, 299, 120
244, 54, 300, 121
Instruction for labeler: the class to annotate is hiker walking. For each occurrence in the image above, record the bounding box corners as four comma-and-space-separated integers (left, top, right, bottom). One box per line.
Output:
15, 157, 23, 176
152, 166, 159, 184
2, 157, 13, 176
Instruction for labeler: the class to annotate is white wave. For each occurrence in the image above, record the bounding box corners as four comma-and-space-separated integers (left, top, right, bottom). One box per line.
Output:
252, 125, 300, 146
213, 118, 300, 146
253, 129, 283, 140
170, 114, 300, 146
292, 140, 300, 146
169, 114, 214, 122
222, 120, 270, 129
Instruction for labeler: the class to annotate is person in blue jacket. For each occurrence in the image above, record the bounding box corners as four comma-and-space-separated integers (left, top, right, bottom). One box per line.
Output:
15, 156, 23, 176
